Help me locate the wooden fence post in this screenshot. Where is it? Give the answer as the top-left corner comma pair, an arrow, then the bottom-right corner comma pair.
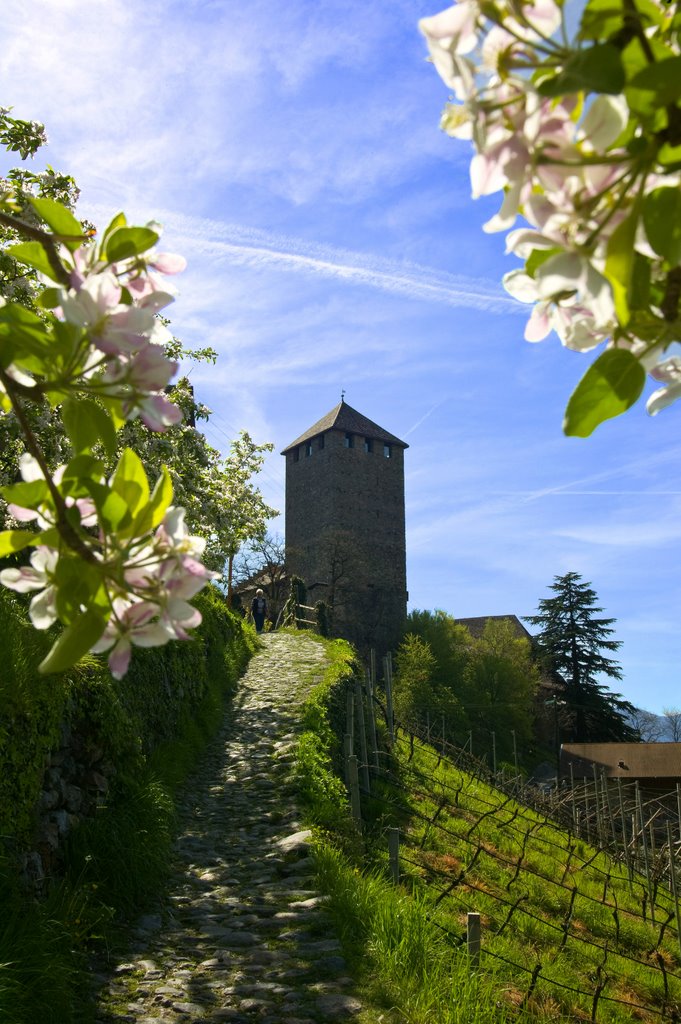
365,670 -> 380,772
467,912 -> 481,968
389,827 -> 400,885
355,679 -> 370,794
617,778 -> 633,885
346,688 -> 354,743
344,733 -> 353,788
636,782 -> 656,925
348,754 -> 362,827
666,821 -> 681,964
383,654 -> 394,744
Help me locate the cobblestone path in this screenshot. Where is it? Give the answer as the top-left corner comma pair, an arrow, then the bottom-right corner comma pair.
94,633 -> 363,1024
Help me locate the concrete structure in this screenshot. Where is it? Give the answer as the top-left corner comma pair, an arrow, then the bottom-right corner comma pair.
282,399 -> 408,655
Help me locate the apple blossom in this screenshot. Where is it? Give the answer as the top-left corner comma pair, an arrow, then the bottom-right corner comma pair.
422,0 -> 681,433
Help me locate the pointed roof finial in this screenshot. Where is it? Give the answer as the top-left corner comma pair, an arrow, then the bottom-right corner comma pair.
341,388 -> 346,403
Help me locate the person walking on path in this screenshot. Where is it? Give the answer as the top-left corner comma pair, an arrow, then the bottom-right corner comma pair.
251,588 -> 268,633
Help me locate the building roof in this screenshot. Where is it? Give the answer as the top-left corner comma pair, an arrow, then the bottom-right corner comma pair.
456,614 -> 533,641
281,400 -> 409,454
561,743 -> 681,780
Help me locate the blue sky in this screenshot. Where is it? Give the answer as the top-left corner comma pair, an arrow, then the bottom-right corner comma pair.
3,0 -> 680,712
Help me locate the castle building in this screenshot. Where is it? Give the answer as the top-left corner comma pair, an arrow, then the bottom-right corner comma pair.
282,399 -> 408,655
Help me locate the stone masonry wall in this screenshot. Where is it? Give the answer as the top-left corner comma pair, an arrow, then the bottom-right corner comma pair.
285,427 -> 407,655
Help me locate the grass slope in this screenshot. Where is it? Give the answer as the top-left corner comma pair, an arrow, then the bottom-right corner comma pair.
296,665 -> 681,1023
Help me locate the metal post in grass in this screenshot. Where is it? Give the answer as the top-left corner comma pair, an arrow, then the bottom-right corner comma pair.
677,783 -> 681,848
467,912 -> 481,968
365,670 -> 380,773
389,827 -> 400,885
632,814 -> 639,874
383,653 -> 395,745
592,765 -> 604,848
348,754 -> 362,827
570,764 -> 577,836
584,781 -> 592,845
355,679 -> 370,794
346,688 -> 355,743
617,778 -> 633,886
370,648 -> 376,690
344,733 -> 353,788
602,770 -> 617,854
512,729 -> 518,782
666,821 -> 681,964
492,732 -> 497,778
636,782 -> 656,925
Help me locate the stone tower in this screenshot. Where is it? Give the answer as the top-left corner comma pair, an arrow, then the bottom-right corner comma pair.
282,399 -> 408,655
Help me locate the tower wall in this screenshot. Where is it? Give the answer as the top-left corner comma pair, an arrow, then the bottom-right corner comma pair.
285,424 -> 407,655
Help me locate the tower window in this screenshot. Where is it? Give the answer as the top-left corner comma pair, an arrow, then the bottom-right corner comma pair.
383,443 -> 392,458
305,441 -> 313,457
319,434 -> 325,450
364,437 -> 373,453
344,432 -> 354,448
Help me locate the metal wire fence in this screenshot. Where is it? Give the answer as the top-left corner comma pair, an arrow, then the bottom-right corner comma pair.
337,660 -> 681,1022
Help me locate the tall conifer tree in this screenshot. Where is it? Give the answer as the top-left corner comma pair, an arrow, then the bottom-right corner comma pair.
525,573 -> 638,743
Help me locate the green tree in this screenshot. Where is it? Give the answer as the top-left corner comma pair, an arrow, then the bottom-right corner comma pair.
405,609 -> 471,694
393,633 -> 465,733
525,573 -> 637,743
0,117 -> 277,578
461,618 -> 539,763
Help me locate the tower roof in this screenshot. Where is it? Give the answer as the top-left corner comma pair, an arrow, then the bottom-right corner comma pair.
281,400 -> 409,454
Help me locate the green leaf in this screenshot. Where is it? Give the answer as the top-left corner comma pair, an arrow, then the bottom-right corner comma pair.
629,254 -> 651,312
82,480 -> 130,532
604,210 -> 639,325
630,57 -> 681,106
0,529 -> 40,556
61,397 -> 118,456
658,144 -> 681,169
525,248 -> 561,279
110,448 -> 150,518
538,44 -> 625,97
39,608 -> 108,675
564,349 -> 646,436
580,0 -> 661,40
5,241 -> 59,281
643,188 -> 681,265
105,227 -> 159,264
579,0 -> 624,41
0,301 -> 51,353
1,479 -> 49,509
131,465 -> 173,535
100,211 -> 127,252
54,558 -> 103,624
61,453 -> 106,485
27,197 -> 84,251
37,286 -> 62,309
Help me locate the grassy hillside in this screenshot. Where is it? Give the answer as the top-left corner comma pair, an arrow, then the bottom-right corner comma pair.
297,666 -> 681,1023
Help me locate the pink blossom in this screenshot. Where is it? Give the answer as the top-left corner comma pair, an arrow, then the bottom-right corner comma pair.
91,599 -> 171,679
103,343 -> 178,392
0,547 -> 58,629
149,252 -> 187,275
132,393 -> 183,431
